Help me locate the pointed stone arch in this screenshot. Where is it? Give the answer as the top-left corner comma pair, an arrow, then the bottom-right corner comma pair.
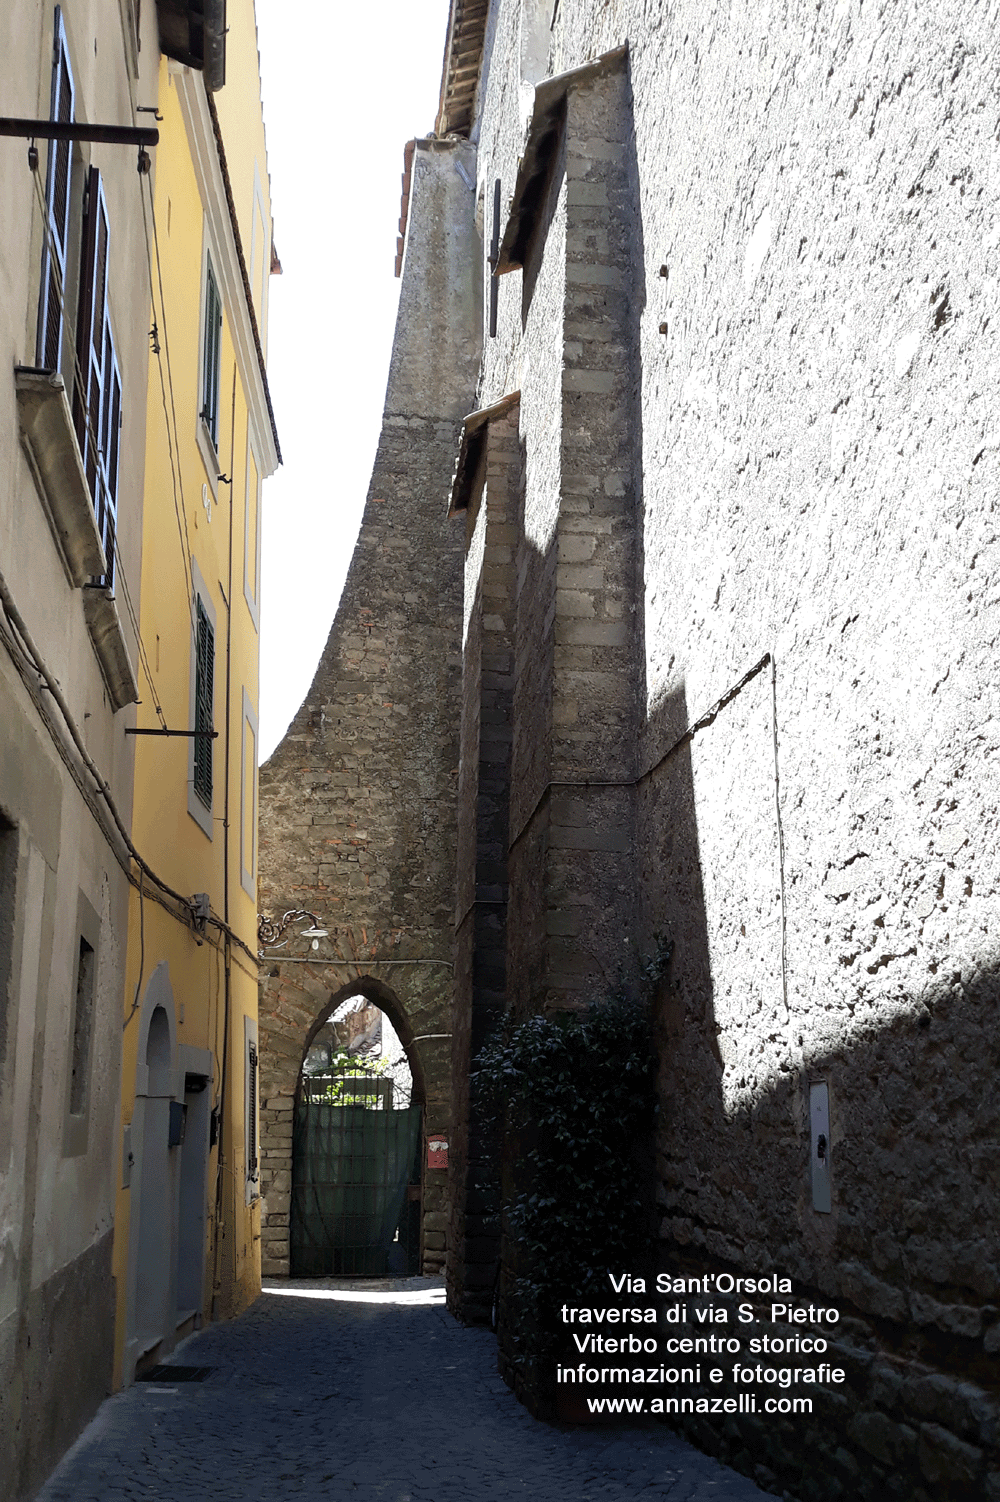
257,958 -> 453,1276
296,975 -> 427,1109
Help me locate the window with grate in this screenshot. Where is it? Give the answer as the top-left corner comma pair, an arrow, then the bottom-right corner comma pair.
36,7 -> 75,372
68,934 -> 95,1117
74,166 -> 121,588
201,259 -> 222,450
193,597 -> 214,807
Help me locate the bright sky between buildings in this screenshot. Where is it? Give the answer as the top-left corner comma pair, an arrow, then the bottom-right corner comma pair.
256,0 -> 453,760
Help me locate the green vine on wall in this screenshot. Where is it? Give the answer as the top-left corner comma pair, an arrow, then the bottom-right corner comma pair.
473,946 -> 670,1371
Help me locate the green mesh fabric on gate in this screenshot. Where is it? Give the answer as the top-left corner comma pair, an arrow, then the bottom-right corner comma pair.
290,1101 -> 421,1276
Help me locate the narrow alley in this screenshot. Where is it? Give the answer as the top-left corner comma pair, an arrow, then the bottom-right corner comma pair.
37,1281 -> 778,1501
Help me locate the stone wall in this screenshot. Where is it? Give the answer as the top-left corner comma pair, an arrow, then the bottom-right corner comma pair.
451,0 -> 1000,1492
448,404 -> 519,1322
256,138 -> 481,1278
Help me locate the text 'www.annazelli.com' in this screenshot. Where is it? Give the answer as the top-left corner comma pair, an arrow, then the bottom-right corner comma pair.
582,1395 -> 816,1415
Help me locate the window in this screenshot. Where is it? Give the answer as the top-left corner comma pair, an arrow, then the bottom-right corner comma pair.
187,563 -> 216,837
63,891 -> 100,1157
243,432 -> 261,628
36,6 -> 75,373
74,167 -> 121,587
240,689 -> 258,897
193,596 -> 214,807
68,935 -> 95,1117
0,815 -> 17,1090
200,256 -> 222,451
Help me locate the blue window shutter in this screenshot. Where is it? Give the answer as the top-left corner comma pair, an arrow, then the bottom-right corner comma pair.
37,7 -> 75,370
74,167 -> 120,587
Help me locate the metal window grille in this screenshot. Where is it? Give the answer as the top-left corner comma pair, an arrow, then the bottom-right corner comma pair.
37,7 -> 75,371
201,262 -> 222,448
69,935 -> 95,1116
193,599 -> 214,806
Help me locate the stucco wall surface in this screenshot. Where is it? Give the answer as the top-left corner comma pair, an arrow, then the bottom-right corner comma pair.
456,0 -> 1000,1494
0,1 -> 157,1494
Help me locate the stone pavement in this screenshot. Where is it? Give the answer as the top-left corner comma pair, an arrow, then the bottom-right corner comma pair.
36,1279 -> 780,1502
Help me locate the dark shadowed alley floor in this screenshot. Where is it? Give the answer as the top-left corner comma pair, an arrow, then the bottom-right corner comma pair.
36,1279 -> 780,1501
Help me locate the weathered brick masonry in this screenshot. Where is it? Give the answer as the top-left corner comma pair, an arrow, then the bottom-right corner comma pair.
444,0 -> 1000,1496
256,138 -> 480,1278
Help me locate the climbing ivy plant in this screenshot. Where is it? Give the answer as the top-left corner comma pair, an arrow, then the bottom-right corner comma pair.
473,951 -> 667,1375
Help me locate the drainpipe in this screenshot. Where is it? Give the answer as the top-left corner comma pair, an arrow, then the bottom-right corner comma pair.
211,364 -> 237,1317
203,0 -> 227,93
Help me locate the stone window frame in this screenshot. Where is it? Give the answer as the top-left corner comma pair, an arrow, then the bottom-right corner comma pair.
62,889 -> 101,1157
240,687 -> 258,897
243,423 -> 262,631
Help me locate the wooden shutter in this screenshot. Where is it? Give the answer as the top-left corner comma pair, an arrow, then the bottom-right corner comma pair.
37,7 -> 75,370
74,167 -> 120,586
193,598 -> 215,805
247,1041 -> 258,1179
201,263 -> 222,448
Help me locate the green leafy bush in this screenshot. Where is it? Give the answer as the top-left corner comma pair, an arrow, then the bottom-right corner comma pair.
473,965 -> 664,1371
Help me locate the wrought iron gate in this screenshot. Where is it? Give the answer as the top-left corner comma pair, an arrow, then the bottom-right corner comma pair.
289,1067 -> 422,1276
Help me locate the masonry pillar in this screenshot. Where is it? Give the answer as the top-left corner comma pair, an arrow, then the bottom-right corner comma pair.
508,51 -> 642,1022
257,137 -> 481,1278
448,396 -> 520,1321
496,51 -> 644,1402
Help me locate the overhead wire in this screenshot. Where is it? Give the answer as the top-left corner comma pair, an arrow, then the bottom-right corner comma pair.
12,36 -> 263,989
143,171 -> 198,634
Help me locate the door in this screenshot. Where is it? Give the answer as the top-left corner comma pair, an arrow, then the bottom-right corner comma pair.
290,1065 -> 421,1276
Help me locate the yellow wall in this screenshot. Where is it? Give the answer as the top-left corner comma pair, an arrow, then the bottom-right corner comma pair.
113,13 -> 275,1385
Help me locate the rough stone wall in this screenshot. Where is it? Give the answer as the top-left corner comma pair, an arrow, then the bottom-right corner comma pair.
457,0 -> 1000,1493
504,59 -> 643,1025
452,52 -> 647,1383
256,138 -> 481,1278
448,408 -> 519,1321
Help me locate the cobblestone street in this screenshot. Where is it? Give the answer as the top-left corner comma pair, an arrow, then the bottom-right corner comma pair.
36,1280 -> 779,1501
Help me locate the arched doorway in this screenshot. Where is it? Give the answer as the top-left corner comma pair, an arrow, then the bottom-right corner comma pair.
289,987 -> 425,1276
123,965 -> 178,1379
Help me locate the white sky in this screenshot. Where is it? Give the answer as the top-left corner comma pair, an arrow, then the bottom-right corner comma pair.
256,0 -> 453,760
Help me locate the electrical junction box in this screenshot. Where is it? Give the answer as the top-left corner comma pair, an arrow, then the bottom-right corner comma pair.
810,1081 -> 832,1213
427,1135 -> 448,1170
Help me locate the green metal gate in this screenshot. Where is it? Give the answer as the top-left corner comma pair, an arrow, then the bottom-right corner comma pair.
289,1068 -> 422,1277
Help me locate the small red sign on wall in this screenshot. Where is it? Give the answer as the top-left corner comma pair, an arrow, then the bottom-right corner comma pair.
427,1136 -> 448,1170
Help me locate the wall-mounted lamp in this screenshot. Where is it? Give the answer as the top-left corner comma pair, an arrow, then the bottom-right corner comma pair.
257,909 -> 329,957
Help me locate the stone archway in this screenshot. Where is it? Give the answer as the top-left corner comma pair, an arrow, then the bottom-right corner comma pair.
258,963 -> 451,1277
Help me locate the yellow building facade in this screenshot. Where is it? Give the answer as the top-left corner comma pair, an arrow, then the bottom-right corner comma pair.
113,2 -> 279,1386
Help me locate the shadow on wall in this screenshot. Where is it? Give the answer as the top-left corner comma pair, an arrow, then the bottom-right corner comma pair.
490,44 -> 996,1494
637,672 -> 999,1494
